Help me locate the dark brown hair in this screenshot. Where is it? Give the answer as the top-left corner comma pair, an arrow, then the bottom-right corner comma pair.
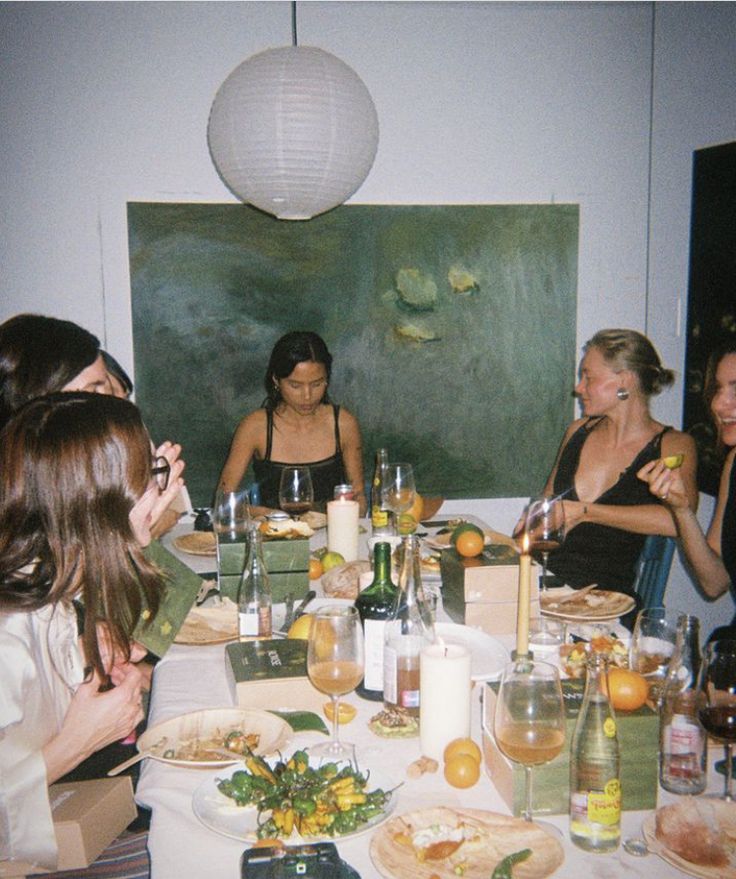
585,328 -> 675,397
0,314 -> 100,430
704,339 -> 736,449
0,392 -> 162,679
263,331 -> 333,411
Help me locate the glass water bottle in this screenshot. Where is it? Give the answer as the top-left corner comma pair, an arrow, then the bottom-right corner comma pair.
237,522 -> 272,641
371,447 -> 391,536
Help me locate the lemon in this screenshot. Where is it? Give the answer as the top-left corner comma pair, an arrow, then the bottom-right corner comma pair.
397,513 -> 417,535
287,613 -> 313,640
321,551 -> 345,572
323,701 -> 357,724
663,454 -> 684,470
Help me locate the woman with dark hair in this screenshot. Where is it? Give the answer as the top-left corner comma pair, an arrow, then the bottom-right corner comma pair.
0,313 -> 111,428
219,331 -> 366,514
536,328 -> 697,598
639,340 -> 736,631
0,392 -> 184,872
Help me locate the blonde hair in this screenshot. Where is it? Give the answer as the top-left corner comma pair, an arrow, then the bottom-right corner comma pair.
585,329 -> 675,397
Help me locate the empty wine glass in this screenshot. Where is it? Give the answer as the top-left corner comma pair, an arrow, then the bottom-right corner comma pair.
630,605 -> 680,707
212,488 -> 251,590
493,657 -> 566,824
307,605 -> 364,762
697,639 -> 736,800
524,496 -> 565,593
381,463 -> 416,536
278,466 -> 314,518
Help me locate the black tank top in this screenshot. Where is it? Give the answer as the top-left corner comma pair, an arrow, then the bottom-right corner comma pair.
547,417 -> 670,593
252,404 -> 347,512
722,457 -> 736,607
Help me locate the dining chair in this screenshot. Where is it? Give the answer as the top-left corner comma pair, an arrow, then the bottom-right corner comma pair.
632,535 -> 676,609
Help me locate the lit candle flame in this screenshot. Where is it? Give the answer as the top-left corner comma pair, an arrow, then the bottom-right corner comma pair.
521,532 -> 530,555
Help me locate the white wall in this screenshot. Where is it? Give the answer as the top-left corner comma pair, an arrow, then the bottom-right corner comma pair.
1,1 -> 735,630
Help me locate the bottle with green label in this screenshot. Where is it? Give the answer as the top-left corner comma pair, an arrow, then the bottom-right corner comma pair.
569,652 -> 621,852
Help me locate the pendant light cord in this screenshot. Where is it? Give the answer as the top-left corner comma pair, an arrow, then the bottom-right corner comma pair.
291,1 -> 298,46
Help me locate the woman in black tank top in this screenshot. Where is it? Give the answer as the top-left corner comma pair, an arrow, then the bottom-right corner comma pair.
218,331 -> 366,515
535,329 -> 698,598
639,342 -> 736,638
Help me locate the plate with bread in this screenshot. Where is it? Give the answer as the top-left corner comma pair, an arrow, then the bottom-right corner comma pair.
370,806 -> 564,879
540,587 -> 635,622
642,799 -> 736,878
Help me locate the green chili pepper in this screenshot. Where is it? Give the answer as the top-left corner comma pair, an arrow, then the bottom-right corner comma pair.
491,848 -> 532,879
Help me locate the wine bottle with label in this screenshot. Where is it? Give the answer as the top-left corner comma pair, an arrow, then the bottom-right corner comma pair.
570,652 -> 621,852
660,613 -> 706,794
237,522 -> 272,641
354,541 -> 398,701
383,535 -> 434,716
370,448 -> 392,536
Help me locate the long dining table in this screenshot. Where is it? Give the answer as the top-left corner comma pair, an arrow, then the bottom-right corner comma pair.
135,518 -> 714,879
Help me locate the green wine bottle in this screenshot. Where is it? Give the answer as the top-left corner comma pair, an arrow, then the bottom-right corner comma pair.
355,541 -> 397,701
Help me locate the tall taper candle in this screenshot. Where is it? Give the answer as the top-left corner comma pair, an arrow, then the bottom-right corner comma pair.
327,498 -> 359,561
517,532 -> 531,656
420,642 -> 472,761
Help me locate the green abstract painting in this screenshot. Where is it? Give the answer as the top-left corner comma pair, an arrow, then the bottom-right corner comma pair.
128,203 -> 578,506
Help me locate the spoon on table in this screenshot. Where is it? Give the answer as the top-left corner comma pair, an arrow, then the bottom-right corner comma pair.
107,737 -> 168,776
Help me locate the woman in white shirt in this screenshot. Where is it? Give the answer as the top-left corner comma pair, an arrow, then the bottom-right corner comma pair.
0,392 -> 184,872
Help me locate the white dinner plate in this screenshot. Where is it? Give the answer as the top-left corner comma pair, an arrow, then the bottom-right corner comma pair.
433,623 -> 509,681
136,708 -> 291,768
192,760 -> 398,844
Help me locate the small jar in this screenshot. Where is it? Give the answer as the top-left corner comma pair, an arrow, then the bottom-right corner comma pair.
334,484 -> 355,500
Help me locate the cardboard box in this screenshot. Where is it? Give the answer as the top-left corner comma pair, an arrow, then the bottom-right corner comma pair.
1,777 -> 137,877
225,638 -> 323,712
440,545 -> 540,635
218,537 -> 310,603
481,680 -> 659,816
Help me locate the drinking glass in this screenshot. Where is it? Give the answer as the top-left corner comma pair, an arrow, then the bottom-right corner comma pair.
307,605 -> 364,762
629,605 -> 679,707
523,496 -> 565,593
493,657 -> 566,823
211,488 -> 251,590
697,639 -> 736,800
278,466 -> 314,518
381,463 -> 416,535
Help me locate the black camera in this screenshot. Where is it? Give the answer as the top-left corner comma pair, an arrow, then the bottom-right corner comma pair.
240,843 -> 359,879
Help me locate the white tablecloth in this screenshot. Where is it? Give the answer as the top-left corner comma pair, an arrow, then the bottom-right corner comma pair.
138,519 -> 707,878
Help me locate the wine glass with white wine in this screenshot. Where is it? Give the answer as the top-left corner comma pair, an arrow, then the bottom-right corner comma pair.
307,605 -> 364,763
493,657 -> 566,826
381,463 -> 416,536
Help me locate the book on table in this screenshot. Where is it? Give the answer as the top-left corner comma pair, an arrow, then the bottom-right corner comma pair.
225,638 -> 324,713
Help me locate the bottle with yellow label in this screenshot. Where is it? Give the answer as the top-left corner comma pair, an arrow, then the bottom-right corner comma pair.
371,447 -> 391,536
570,652 -> 621,852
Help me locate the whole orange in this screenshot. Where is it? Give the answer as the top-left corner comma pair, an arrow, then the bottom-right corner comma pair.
443,737 -> 482,765
443,753 -> 481,788
308,557 -> 324,580
455,530 -> 485,558
605,667 -> 649,711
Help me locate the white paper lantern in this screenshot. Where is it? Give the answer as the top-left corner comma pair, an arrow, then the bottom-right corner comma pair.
208,46 -> 379,220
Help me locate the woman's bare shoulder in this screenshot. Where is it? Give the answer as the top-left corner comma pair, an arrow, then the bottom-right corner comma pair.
660,426 -> 697,452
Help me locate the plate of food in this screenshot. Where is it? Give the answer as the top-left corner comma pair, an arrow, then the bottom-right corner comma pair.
192,752 -> 397,844
540,587 -> 635,622
642,799 -> 736,878
174,597 -> 238,645
136,708 -> 291,768
370,806 -> 564,879
173,530 -> 217,556
433,623 -> 509,682
559,633 -> 629,679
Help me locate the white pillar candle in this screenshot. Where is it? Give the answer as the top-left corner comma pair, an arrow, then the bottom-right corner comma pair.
327,498 -> 359,561
419,643 -> 472,761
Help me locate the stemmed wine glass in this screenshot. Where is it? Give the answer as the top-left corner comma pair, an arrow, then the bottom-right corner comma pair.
211,488 -> 251,591
493,657 -> 566,825
697,639 -> 736,800
523,496 -> 565,593
307,605 -> 364,762
381,463 -> 416,536
278,466 -> 314,518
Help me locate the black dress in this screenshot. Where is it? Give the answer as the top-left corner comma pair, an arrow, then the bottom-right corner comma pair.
252,404 -> 347,512
547,417 -> 670,596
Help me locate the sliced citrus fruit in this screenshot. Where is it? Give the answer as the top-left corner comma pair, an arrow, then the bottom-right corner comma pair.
663,454 -> 684,470
323,701 -> 357,724
287,613 -> 313,640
